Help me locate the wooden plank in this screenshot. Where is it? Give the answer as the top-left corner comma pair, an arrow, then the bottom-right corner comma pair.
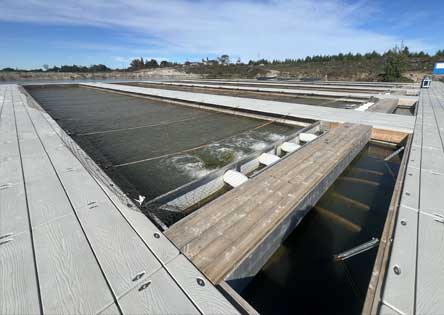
118,268 -> 199,314
166,124 -> 370,284
166,255 -> 240,315
24,102 -> 163,298
166,126 -> 351,249
179,126 -> 364,261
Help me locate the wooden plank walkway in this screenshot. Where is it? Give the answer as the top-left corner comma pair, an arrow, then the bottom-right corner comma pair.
165,123 -> 371,286
376,81 -> 444,314
82,83 -> 415,133
0,84 -> 239,315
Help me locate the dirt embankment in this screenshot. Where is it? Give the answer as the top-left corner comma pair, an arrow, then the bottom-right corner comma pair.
0,67 -> 201,82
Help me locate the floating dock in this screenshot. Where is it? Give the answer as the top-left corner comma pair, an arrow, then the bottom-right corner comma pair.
82,82 -> 414,134
165,123 -> 371,287
364,81 -> 444,314
0,85 -> 239,314
2,78 -> 443,314
133,80 -> 419,104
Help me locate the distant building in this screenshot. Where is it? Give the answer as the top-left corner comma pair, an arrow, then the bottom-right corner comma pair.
433,62 -> 444,75
203,60 -> 218,66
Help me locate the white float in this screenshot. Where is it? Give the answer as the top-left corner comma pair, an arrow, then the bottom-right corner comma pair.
299,133 -> 318,143
258,153 -> 280,166
223,170 -> 249,188
281,142 -> 301,153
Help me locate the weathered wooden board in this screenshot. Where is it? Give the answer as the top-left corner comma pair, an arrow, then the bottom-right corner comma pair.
166,124 -> 371,284
166,125 -> 370,283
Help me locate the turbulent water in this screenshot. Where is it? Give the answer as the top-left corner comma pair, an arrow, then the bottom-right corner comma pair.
26,85 -> 299,202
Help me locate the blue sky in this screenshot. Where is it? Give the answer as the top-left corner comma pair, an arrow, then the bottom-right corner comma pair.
1,0 -> 443,69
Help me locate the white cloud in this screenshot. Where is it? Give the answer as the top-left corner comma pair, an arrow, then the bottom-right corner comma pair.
0,0 -> 433,60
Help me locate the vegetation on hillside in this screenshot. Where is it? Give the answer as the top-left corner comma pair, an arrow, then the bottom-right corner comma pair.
1,47 -> 443,82
1,64 -> 112,73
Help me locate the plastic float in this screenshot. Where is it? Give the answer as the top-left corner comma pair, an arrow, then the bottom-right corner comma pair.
223,170 -> 249,188
299,133 -> 318,143
258,153 -> 281,166
280,142 -> 301,153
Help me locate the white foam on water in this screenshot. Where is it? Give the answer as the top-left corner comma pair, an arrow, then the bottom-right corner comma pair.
266,133 -> 287,142
166,154 -> 210,178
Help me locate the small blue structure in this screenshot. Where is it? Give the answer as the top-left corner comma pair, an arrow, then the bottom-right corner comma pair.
433,62 -> 444,75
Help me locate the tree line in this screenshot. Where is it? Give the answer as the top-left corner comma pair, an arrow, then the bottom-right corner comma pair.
2,48 -> 443,74
1,64 -> 112,72
128,58 -> 178,70
247,48 -> 444,66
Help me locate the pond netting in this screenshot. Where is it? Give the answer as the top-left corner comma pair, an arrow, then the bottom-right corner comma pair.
26,85 -> 300,225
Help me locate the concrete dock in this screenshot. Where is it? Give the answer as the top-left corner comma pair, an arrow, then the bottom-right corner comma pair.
0,84 -> 239,314
165,123 -> 371,288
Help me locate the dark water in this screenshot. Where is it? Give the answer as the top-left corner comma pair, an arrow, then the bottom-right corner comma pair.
393,106 -> 415,116
25,85 -> 299,203
241,144 -> 401,315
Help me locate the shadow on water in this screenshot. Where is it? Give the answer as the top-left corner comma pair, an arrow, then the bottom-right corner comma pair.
240,144 -> 401,315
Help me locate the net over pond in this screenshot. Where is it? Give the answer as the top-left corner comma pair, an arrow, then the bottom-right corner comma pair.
26,85 -> 300,220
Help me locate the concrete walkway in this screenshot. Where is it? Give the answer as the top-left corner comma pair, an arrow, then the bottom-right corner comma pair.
82,82 -> 415,133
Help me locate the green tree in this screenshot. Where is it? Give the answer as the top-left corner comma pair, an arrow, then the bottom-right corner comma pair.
129,58 -> 145,70
382,48 -> 408,82
218,54 -> 230,64
145,59 -> 159,68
